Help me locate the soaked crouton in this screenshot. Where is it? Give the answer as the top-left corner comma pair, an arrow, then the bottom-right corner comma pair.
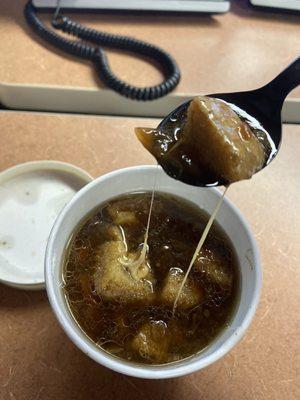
107,204 -> 138,226
106,225 -> 123,241
93,221 -> 122,242
193,247 -> 232,289
123,252 -> 152,281
160,268 -> 204,309
114,211 -> 138,225
131,321 -> 170,362
183,96 -> 265,183
94,241 -> 154,303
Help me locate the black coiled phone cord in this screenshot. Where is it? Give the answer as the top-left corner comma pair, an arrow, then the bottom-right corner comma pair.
24,1 -> 181,101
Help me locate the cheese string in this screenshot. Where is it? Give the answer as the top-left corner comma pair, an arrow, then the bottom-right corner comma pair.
172,186 -> 229,315
120,164 -> 159,268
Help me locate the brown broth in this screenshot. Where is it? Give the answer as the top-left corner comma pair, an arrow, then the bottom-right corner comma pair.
63,192 -> 240,365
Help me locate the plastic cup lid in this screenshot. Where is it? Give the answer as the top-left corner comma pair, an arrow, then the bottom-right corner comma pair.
0,160 -> 93,290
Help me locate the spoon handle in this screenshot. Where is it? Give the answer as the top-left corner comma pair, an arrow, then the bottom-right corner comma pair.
261,57 -> 300,104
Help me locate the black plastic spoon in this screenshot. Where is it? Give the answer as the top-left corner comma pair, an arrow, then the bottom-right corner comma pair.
137,57 -> 300,187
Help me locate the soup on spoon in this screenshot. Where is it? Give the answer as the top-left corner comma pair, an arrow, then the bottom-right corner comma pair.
136,95 -> 274,187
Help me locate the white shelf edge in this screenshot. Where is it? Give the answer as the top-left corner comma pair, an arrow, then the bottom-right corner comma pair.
0,82 -> 299,123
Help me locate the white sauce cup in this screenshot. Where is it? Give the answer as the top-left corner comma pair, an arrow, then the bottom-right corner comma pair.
45,165 -> 261,379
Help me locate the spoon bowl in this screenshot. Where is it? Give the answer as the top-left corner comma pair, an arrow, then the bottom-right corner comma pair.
154,57 -> 300,187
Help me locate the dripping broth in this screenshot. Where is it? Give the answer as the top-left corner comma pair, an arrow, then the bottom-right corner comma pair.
63,192 -> 240,365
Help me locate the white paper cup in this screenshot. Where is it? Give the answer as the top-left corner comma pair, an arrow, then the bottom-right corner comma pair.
45,165 -> 261,379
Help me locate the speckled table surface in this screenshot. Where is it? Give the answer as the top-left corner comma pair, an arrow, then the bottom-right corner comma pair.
0,1 -> 299,99
0,111 -> 299,400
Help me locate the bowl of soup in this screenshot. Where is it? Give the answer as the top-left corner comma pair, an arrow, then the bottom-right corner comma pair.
45,165 -> 261,379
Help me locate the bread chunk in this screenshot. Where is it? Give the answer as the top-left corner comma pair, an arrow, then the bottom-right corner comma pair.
194,247 -> 233,289
92,221 -> 123,242
106,225 -> 123,241
131,321 -> 170,362
183,96 -> 265,182
94,241 -> 154,303
160,268 -> 204,309
107,205 -> 138,226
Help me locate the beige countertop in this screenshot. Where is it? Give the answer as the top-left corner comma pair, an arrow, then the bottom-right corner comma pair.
0,1 -> 299,98
0,111 -> 299,400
